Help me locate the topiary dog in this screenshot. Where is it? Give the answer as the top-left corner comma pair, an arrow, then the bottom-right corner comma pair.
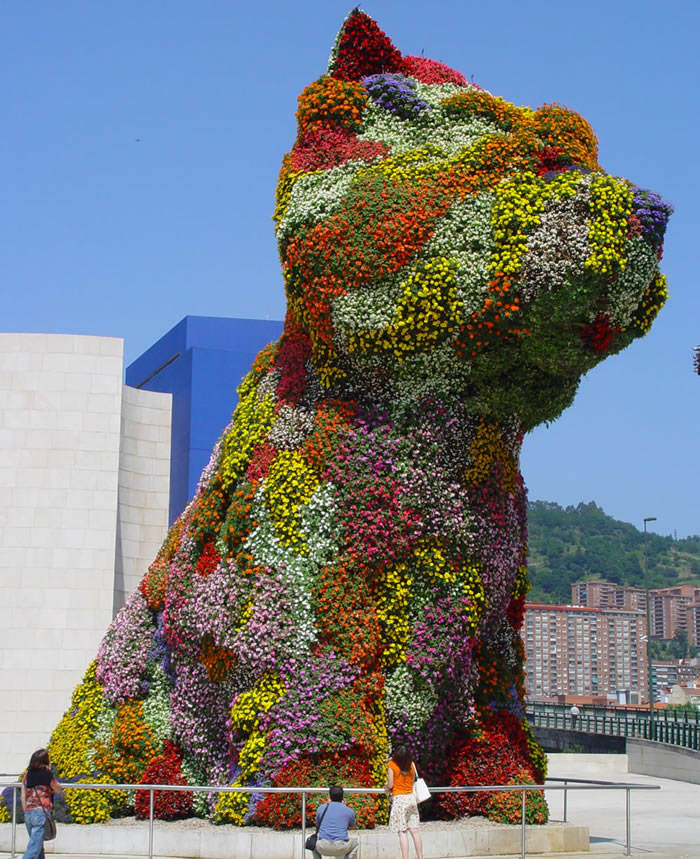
48,9 -> 671,827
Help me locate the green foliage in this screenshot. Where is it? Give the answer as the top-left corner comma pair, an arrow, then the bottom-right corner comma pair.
649,629 -> 698,660
527,501 -> 700,603
665,702 -> 699,714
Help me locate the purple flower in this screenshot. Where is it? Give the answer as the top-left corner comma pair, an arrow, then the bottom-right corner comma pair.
632,187 -> 673,246
362,73 -> 431,120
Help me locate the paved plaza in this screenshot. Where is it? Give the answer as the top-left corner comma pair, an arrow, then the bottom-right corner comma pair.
542,753 -> 699,857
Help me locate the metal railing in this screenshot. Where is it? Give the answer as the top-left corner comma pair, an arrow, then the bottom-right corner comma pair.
0,777 -> 659,859
526,702 -> 700,750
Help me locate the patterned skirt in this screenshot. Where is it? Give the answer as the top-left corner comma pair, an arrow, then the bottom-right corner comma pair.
389,792 -> 420,832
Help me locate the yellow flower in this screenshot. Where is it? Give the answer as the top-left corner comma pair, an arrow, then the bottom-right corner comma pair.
220,376 -> 275,491
348,257 -> 461,359
49,661 -> 103,780
264,450 -> 319,552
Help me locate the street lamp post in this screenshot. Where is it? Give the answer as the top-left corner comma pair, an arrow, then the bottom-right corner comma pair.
644,516 -> 657,735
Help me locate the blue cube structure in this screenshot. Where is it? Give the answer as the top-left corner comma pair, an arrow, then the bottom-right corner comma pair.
126,316 -> 283,524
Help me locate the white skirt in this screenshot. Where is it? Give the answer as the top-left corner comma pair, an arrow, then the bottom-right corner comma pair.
389,792 -> 420,832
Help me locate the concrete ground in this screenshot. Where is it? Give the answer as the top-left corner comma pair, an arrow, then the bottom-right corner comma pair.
539,753 -> 700,857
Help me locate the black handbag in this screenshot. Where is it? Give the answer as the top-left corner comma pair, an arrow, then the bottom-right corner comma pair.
305,802 -> 329,851
42,809 -> 57,841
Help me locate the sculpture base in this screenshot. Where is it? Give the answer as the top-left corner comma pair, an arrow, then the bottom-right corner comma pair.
1,817 -> 589,857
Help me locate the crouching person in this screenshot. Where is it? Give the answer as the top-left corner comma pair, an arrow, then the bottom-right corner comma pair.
313,785 -> 358,859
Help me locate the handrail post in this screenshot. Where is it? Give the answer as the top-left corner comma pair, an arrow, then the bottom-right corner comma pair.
563,779 -> 568,823
625,786 -> 631,856
301,790 -> 306,857
148,787 -> 154,859
521,788 -> 526,859
11,785 -> 17,859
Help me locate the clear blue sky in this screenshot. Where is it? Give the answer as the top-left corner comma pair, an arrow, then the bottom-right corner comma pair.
3,1 -> 698,537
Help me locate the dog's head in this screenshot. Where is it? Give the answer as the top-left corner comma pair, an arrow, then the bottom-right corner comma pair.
275,10 -> 671,429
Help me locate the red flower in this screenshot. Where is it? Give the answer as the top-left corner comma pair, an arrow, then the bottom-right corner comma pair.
196,541 -> 220,577
438,713 -> 537,819
401,55 -> 468,87
627,213 -> 643,238
254,752 -> 380,829
291,126 -> 389,173
535,145 -> 568,176
276,311 -> 312,404
581,313 -> 620,354
135,742 -> 193,820
330,9 -> 403,81
246,441 -> 277,483
507,594 -> 526,629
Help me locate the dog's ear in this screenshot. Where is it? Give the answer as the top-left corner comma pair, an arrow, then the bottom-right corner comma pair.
328,9 -> 403,81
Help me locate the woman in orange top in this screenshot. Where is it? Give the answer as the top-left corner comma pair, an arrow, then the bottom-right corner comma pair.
384,745 -> 423,859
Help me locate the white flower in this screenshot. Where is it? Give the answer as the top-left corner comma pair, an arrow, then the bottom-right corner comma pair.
276,163 -> 363,243
142,665 -> 174,742
610,237 -> 658,327
385,663 -> 438,732
268,404 -> 314,449
257,368 -> 280,401
520,183 -> 592,301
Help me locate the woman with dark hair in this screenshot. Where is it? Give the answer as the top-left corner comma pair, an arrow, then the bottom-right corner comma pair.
384,745 -> 423,859
20,749 -> 61,859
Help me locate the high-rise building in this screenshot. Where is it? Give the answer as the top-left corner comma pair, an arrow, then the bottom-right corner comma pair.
523,602 -> 648,701
573,579 -> 700,641
648,585 -> 700,639
686,601 -> 700,649
571,580 -> 647,612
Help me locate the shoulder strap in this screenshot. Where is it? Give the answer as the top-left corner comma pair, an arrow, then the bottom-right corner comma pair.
317,802 -> 330,831
30,785 -> 51,811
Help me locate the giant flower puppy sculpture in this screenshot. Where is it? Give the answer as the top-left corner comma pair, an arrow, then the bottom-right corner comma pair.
44,10 -> 672,829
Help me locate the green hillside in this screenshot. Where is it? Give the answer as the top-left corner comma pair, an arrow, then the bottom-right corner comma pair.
526,500 -> 700,604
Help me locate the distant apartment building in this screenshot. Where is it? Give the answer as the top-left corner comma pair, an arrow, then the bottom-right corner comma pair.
686,603 -> 700,649
571,580 -> 647,612
677,657 -> 700,684
651,659 -> 700,704
651,660 -> 679,700
523,602 -> 648,701
648,585 -> 700,639
572,579 -> 700,641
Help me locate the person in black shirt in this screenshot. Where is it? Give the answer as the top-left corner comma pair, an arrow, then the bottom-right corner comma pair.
20,749 -> 61,859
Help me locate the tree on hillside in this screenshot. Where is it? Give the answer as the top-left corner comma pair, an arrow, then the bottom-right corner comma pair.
526,501 -> 700,603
